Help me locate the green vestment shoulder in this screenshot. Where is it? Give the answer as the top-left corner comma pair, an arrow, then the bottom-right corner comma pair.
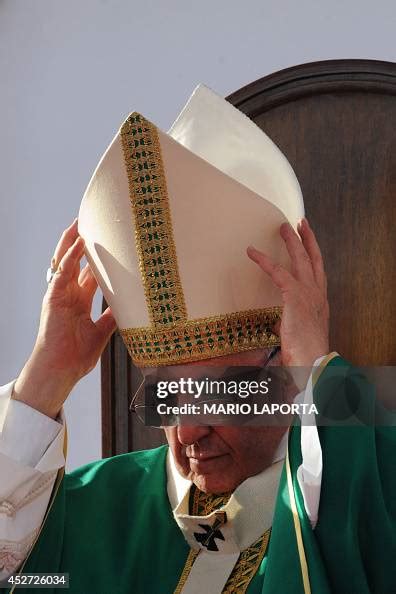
9,446 -> 190,594
2,356 -> 395,594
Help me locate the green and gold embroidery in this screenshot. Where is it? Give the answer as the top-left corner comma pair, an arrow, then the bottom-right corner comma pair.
120,307 -> 281,366
190,485 -> 231,516
121,113 -> 187,327
222,530 -> 271,594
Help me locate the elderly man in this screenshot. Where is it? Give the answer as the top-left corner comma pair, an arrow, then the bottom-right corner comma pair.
0,88 -> 394,594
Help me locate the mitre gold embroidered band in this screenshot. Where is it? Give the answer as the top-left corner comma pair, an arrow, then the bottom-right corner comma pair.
120,308 -> 281,366
120,113 -> 187,327
119,113 -> 281,366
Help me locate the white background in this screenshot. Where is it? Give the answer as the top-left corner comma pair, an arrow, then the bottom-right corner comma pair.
1,0 -> 395,470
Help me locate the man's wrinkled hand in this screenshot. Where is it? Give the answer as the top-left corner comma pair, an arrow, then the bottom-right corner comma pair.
247,217 -> 330,370
13,219 -> 117,418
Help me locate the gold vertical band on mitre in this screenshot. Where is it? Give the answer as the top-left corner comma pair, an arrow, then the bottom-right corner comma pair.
120,112 -> 187,327
120,307 -> 281,367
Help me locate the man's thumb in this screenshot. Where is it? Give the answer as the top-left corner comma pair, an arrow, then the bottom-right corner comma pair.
96,307 -> 117,340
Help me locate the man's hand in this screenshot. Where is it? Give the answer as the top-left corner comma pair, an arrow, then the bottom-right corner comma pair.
13,219 -> 117,418
247,218 -> 329,370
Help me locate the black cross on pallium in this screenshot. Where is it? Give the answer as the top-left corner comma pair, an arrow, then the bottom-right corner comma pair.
194,513 -> 227,551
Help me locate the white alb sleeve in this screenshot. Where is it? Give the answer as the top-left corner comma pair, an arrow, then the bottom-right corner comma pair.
0,380 -> 65,580
296,353 -> 339,529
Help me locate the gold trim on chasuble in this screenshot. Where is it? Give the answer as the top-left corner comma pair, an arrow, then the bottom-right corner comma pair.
174,486 -> 271,594
286,448 -> 311,594
120,113 -> 281,366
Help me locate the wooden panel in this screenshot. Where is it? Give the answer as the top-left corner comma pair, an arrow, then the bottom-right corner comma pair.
102,59 -> 396,457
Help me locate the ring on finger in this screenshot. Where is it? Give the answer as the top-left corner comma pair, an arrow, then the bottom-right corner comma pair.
46,259 -> 61,284
46,266 -> 57,284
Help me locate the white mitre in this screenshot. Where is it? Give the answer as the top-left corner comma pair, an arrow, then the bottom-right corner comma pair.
78,85 -> 304,367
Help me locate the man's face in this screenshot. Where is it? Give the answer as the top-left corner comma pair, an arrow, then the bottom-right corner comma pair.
160,348 -> 287,494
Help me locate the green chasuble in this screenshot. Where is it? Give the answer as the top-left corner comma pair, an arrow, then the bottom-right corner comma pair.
2,355 -> 395,594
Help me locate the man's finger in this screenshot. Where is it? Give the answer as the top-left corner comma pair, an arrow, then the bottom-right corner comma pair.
78,262 -> 90,285
78,263 -> 98,309
51,218 -> 78,269
78,262 -> 96,288
298,219 -> 327,291
279,222 -> 315,285
247,246 -> 294,291
95,307 -> 117,344
51,237 -> 85,290
271,319 -> 281,336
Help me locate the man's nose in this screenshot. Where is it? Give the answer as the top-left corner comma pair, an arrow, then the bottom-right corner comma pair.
177,424 -> 212,445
